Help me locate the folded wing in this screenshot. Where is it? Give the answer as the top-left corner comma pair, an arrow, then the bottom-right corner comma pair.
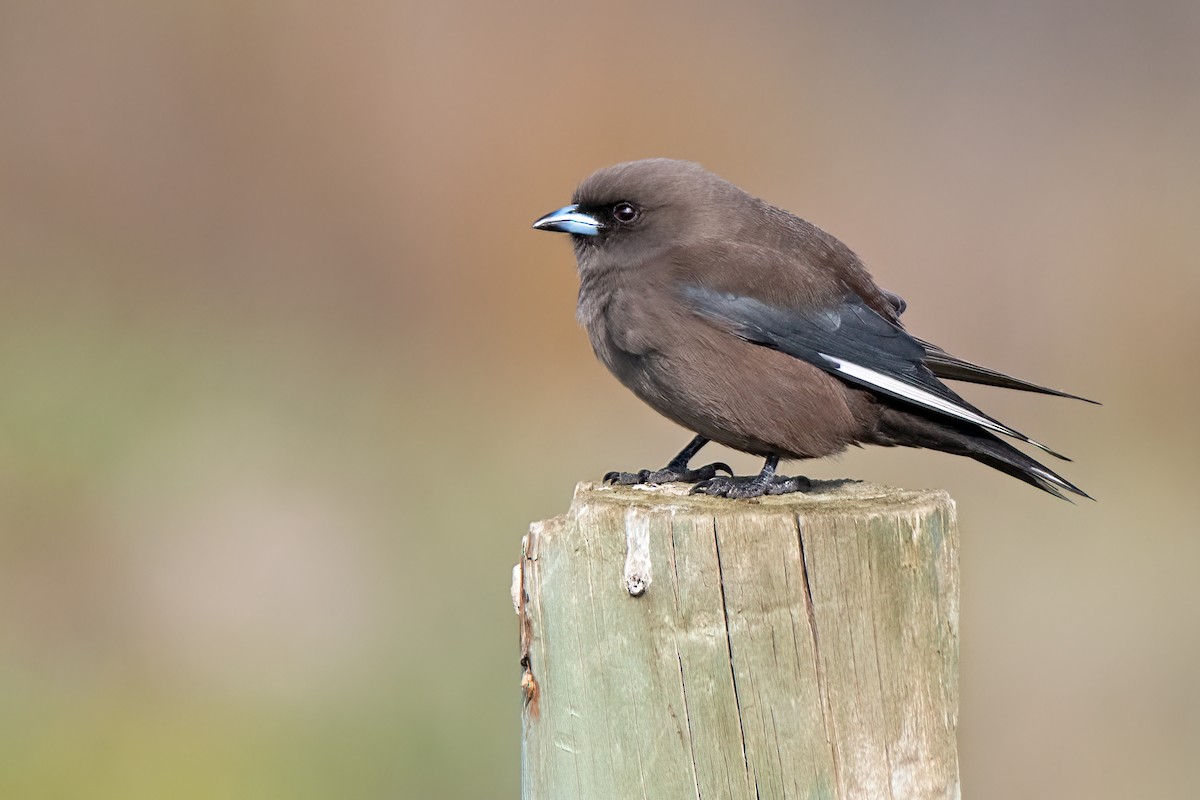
917,339 -> 1098,403
681,285 -> 1072,460
880,289 -> 1096,403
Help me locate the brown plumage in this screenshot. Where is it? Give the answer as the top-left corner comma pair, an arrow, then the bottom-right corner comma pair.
533,159 -> 1093,499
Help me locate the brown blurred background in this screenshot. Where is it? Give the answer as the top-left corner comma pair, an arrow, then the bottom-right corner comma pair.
1,1 -> 1197,797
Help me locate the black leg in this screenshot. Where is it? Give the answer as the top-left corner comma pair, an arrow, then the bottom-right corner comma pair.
603,435 -> 733,486
691,454 -> 811,499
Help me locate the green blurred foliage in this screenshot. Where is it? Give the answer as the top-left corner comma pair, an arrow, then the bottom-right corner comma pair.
1,1 -> 1198,798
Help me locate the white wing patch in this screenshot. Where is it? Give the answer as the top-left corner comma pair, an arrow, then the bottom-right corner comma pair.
818,353 -> 1059,456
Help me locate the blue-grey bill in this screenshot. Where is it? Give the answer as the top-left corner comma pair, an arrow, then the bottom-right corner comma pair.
532,204 -> 603,236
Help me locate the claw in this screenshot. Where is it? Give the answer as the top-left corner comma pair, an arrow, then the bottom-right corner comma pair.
766,476 -> 811,494
691,474 -> 810,499
694,462 -> 734,480
602,462 -> 734,487
690,477 -> 746,497
604,469 -> 652,486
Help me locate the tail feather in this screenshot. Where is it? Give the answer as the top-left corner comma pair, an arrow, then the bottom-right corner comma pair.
965,434 -> 1092,501
872,403 -> 1091,501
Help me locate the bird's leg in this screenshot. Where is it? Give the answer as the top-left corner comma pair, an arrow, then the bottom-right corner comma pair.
603,435 -> 733,486
690,454 -> 811,499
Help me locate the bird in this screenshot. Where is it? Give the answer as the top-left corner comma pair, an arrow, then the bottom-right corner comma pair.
532,159 -> 1094,500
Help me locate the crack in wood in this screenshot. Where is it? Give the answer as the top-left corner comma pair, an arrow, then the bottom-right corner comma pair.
866,525 -> 898,800
712,517 -> 753,785
519,533 -> 540,719
675,652 -> 704,800
796,515 -> 842,795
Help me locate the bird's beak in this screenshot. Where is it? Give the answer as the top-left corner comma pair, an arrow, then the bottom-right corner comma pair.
532,204 -> 603,236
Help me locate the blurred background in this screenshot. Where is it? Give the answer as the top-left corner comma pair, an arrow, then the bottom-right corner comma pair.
1,1 -> 1197,797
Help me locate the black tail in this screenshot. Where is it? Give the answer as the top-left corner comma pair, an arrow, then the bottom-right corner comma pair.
872,404 -> 1091,501
963,432 -> 1092,501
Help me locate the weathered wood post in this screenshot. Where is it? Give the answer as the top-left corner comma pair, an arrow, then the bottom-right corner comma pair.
516,481 -> 960,800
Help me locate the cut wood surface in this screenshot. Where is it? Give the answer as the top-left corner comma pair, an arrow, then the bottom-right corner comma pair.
516,480 -> 960,800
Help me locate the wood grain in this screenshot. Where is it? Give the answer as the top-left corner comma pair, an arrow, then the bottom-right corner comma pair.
518,481 -> 959,800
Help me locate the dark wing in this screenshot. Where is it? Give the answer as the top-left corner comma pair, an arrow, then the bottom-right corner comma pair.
682,285 -> 1070,460
879,289 -> 1096,403
916,339 -> 1099,403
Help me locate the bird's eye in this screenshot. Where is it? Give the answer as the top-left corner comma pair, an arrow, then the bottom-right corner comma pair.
612,202 -> 640,223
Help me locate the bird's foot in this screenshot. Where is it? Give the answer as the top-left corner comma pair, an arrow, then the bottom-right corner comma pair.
603,462 -> 733,486
690,473 -> 811,499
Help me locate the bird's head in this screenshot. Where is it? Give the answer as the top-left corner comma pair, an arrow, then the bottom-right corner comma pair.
533,158 -> 748,270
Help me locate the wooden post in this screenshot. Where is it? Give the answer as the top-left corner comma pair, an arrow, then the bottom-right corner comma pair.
515,481 -> 960,800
